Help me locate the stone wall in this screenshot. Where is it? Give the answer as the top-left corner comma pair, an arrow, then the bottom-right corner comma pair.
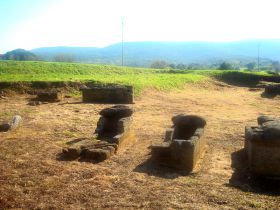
82,85 -> 133,104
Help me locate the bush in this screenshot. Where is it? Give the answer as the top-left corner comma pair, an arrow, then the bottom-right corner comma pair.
218,62 -> 233,70
150,60 -> 170,69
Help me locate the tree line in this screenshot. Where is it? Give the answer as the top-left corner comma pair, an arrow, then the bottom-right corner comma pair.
1,49 -> 280,73
150,59 -> 280,72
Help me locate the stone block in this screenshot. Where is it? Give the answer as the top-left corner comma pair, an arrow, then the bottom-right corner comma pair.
245,116 -> 280,176
100,105 -> 133,118
62,147 -> 81,160
82,85 -> 133,104
0,115 -> 22,132
82,148 -> 111,162
62,138 -> 117,161
36,91 -> 63,102
264,84 -> 280,96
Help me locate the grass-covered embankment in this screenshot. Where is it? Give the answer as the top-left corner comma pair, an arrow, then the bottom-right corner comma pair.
0,61 -> 204,94
0,60 -> 276,94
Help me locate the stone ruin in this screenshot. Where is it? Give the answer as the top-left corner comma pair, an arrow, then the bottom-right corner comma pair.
36,90 -> 64,102
263,83 -> 280,97
151,114 -> 207,174
94,105 -> 134,147
62,105 -> 134,162
245,115 -> 280,177
0,115 -> 22,132
28,90 -> 64,105
81,85 -> 133,104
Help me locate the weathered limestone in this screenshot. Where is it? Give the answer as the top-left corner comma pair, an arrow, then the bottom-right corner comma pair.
151,114 -> 207,174
62,138 -> 118,162
62,105 -> 134,162
245,116 -> 280,176
36,90 -> 64,102
81,85 -> 133,104
95,105 -> 134,148
0,115 -> 22,132
264,84 -> 280,96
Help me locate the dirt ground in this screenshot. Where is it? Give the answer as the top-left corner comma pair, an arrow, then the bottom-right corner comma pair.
1,80 -> 280,209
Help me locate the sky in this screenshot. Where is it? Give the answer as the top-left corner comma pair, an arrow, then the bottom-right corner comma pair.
1,0 -> 280,53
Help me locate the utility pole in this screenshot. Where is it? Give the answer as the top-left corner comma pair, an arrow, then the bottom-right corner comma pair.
121,17 -> 125,67
257,42 -> 260,71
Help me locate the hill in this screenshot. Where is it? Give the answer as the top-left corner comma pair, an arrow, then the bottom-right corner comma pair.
2,49 -> 38,61
31,40 -> 280,67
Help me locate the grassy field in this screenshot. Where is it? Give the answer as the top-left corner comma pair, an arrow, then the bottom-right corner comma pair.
0,60 -> 272,94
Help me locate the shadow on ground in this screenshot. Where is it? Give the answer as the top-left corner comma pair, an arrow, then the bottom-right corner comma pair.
260,92 -> 278,99
228,149 -> 280,195
58,101 -> 83,105
133,154 -> 193,179
56,152 -> 104,164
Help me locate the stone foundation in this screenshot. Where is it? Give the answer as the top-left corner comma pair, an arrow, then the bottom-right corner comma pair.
62,138 -> 118,162
151,114 -> 207,174
36,91 -> 64,102
264,84 -> 280,96
81,85 -> 133,104
245,115 -> 280,176
62,105 -> 134,162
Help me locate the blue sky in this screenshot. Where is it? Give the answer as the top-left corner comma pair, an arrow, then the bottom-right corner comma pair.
1,0 -> 280,53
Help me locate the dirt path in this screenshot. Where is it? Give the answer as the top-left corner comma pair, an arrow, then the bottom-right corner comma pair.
0,81 -> 280,209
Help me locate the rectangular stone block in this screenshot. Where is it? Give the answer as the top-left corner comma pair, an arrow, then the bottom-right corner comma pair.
36,91 -> 63,102
246,140 -> 280,176
170,135 -> 206,172
264,84 -> 280,95
245,117 -> 280,177
82,86 -> 133,104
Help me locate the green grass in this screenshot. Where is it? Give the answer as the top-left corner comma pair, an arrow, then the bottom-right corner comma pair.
0,60 -> 274,94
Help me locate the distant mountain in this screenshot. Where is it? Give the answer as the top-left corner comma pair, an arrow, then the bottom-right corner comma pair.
31,40 -> 280,67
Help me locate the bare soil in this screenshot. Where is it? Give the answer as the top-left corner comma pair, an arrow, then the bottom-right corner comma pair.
1,80 -> 280,209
